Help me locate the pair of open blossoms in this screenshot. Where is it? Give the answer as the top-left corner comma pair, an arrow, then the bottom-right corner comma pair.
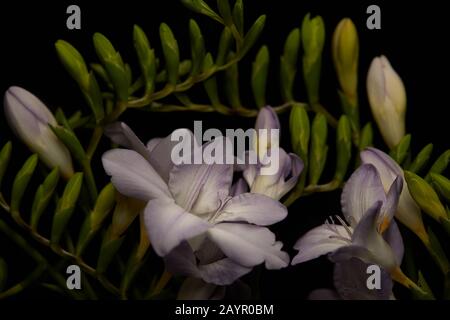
102,106 -> 416,299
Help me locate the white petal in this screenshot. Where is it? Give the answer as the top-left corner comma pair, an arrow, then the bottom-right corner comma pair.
102,149 -> 171,201
207,223 -> 289,269
144,198 -> 212,256
214,193 -> 287,226
292,224 -> 351,265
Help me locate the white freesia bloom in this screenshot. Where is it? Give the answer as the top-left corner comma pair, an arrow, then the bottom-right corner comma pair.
366,56 -> 406,148
4,86 -> 74,178
102,122 -> 290,286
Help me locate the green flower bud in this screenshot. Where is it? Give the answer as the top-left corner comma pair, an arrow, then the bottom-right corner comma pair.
430,173 -> 450,201
302,14 -> 325,104
405,171 -> 447,222
31,167 -> 60,231
335,115 -> 352,181
359,122 -> 373,151
280,28 -> 301,101
252,46 -> 269,107
240,15 -> 266,57
10,154 -> 38,216
160,23 -> 180,85
409,144 -> 433,174
389,134 -> 411,165
133,25 -> 156,94
55,40 -> 89,90
189,20 -> 206,76
216,27 -> 232,66
309,113 -> 328,185
51,173 -> 83,245
332,18 -> 359,103
0,141 -> 12,188
289,103 -> 310,159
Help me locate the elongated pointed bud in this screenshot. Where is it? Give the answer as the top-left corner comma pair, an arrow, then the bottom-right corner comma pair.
367,56 -> 406,149
233,0 -> 244,35
93,33 -> 129,101
203,53 -> 221,107
426,150 -> 450,181
302,14 -> 325,104
289,103 -> 310,160
11,154 -> 38,215
254,106 -> 280,160
280,28 -> 301,101
252,46 -> 269,107
31,167 -> 60,231
430,173 -> 450,201
189,20 -> 206,76
91,183 -> 116,231
240,15 -> 266,57
55,40 -> 90,90
332,18 -> 359,104
4,87 -> 74,178
51,172 -> 83,245
160,23 -> 180,85
216,27 -> 232,66
404,171 -> 447,223
409,144 -> 433,174
335,115 -> 352,181
359,123 -> 373,151
389,134 -> 411,165
181,0 -> 223,24
309,113 -> 328,185
133,25 -> 156,95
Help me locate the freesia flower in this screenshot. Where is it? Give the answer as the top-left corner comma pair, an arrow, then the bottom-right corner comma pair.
292,163 -> 404,271
366,56 -> 406,149
360,147 -> 428,241
3,86 -> 74,178
308,258 -> 394,300
102,122 -> 290,286
244,106 -> 304,200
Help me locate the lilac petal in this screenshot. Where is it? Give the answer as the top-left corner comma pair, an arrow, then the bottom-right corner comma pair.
333,258 -> 393,300
207,223 -> 289,269
291,224 -> 352,265
102,149 -> 171,201
361,148 -> 425,234
308,289 -> 341,300
383,221 -> 404,266
380,176 -> 403,229
230,178 -> 249,196
198,258 -> 252,285
144,198 -> 212,256
214,193 -> 288,226
328,245 -> 374,264
148,129 -> 197,183
169,162 -> 233,215
177,277 -> 225,300
255,106 -> 280,131
164,241 -> 251,286
164,241 -> 199,277
104,122 -> 152,162
282,153 -> 304,192
351,201 -> 397,269
341,164 -> 386,227
146,137 -> 162,152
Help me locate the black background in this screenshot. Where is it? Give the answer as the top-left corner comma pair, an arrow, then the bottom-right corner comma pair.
0,0 -> 449,300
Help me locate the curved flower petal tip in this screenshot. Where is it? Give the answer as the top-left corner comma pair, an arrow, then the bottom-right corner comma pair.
215,193 -> 287,226
144,199 -> 212,257
207,223 -> 289,269
102,149 -> 171,201
291,223 -> 351,265
4,86 -> 74,178
341,164 -> 386,226
104,122 -> 152,162
366,55 -> 406,148
255,106 -> 280,131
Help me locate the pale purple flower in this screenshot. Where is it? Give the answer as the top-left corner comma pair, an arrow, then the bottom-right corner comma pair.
244,106 -> 304,200
292,163 -> 404,271
102,122 -> 290,286
360,147 -> 427,239
4,86 -> 74,178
